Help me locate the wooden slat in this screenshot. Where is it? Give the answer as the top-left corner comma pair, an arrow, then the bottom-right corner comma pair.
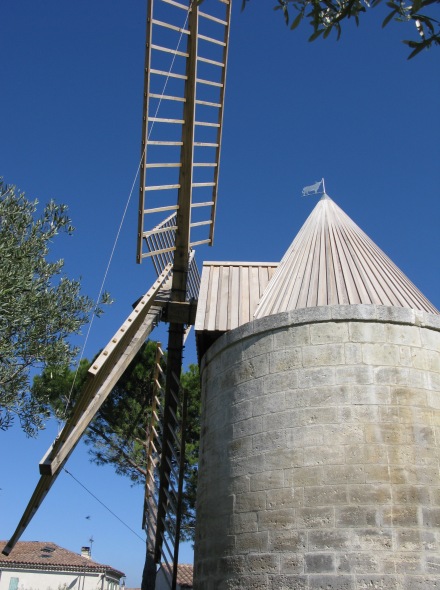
189,238 -> 211,247
206,0 -> 231,246
197,56 -> 224,67
198,10 -> 228,25
194,142 -> 218,147
146,184 -> 181,191
149,93 -> 186,102
190,220 -> 212,228
239,266 -> 250,327
195,121 -> 220,127
192,182 -> 215,187
150,69 -> 188,80
151,44 -> 189,58
148,117 -> 185,124
196,78 -> 223,87
194,264 -> 210,331
216,265 -> 229,330
146,163 -> 182,168
137,0 -> 154,265
249,266 -> 260,317
198,33 -> 226,46
142,245 -> 176,257
161,0 -> 188,10
195,99 -> 221,107
152,18 -> 189,34
191,201 -> 214,207
145,225 -> 178,237
144,205 -> 178,214
228,265 -> 240,331
207,265 -> 220,332
147,140 -> 183,146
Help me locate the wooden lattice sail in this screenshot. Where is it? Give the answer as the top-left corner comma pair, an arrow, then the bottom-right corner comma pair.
137,0 -> 232,264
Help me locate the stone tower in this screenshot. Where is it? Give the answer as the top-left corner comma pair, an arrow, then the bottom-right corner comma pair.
193,195 -> 440,590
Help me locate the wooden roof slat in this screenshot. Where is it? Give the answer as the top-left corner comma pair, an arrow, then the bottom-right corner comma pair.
217,265 -> 230,330
196,262 -> 278,336
255,195 -> 439,318
228,265 -> 240,331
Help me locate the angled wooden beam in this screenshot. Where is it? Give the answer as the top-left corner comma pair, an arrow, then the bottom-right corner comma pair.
2,266 -> 173,556
40,264 -> 173,477
2,311 -> 161,557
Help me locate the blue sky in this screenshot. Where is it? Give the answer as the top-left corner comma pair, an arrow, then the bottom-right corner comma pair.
1,0 -> 439,586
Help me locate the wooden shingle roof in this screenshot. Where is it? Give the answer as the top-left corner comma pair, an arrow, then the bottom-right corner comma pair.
255,194 -> 438,318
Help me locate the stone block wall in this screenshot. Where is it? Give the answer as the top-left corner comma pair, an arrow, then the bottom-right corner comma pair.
194,305 -> 440,589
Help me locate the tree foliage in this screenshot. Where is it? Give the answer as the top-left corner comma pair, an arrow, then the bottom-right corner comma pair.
0,180 -> 108,435
245,0 -> 440,58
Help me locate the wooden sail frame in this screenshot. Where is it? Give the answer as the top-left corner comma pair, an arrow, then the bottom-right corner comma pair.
2,265 -> 172,556
137,0 -> 232,264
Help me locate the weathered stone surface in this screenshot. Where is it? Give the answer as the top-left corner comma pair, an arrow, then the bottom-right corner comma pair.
307,574 -> 354,589
304,553 -> 335,573
356,575 -> 398,589
194,306 -> 440,589
268,574 -> 308,589
310,322 -> 349,344
296,507 -> 334,529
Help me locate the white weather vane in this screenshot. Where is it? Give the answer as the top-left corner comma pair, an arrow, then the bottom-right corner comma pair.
302,178 -> 326,197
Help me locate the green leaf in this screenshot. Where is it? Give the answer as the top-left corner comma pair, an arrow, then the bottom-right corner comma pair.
290,12 -> 303,29
309,28 -> 324,40
404,39 -> 427,58
382,9 -> 397,27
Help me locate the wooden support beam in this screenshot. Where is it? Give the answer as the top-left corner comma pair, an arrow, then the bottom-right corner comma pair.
2,296 -> 166,555
163,300 -> 197,325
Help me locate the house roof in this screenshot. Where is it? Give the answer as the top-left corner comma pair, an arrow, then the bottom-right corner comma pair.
159,563 -> 193,587
175,563 -> 193,587
0,541 -> 124,579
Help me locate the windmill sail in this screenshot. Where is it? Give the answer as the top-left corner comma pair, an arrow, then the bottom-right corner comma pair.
2,265 -> 173,556
137,0 -> 232,264
138,2 -> 232,583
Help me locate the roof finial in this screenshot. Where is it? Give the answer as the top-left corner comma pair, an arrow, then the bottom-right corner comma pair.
301,178 -> 327,198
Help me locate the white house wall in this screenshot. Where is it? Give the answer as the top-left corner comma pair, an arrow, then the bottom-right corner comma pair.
0,568 -> 120,590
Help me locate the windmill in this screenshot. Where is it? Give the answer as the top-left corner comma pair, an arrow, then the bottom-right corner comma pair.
2,0 -> 232,587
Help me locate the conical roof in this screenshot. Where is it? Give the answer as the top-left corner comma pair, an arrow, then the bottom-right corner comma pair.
254,194 -> 438,318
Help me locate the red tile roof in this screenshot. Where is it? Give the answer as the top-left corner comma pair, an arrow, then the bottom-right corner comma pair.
176,564 -> 193,587
0,541 -> 124,578
159,563 -> 193,588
